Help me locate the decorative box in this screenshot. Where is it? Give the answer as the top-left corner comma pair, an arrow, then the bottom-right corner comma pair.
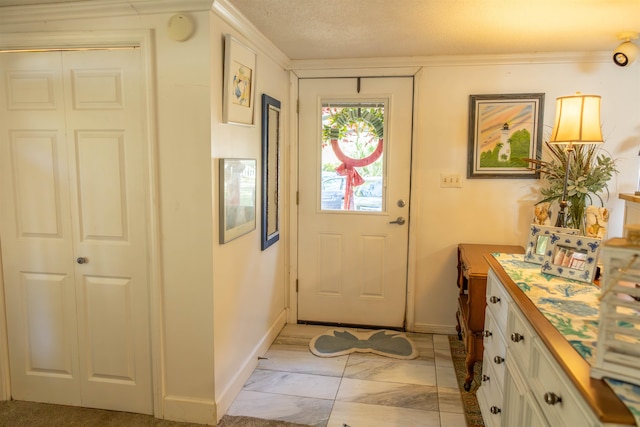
591,238 -> 640,385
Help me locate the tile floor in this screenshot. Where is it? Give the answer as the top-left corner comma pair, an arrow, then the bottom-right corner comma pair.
227,324 -> 467,427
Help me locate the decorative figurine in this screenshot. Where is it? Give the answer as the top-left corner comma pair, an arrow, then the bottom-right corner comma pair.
534,202 -> 552,225
585,206 -> 609,239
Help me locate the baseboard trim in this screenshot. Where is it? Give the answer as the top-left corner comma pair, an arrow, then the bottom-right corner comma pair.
214,309 -> 288,423
413,323 -> 457,335
163,395 -> 217,425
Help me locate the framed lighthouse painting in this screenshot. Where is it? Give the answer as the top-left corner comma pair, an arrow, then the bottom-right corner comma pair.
467,93 -> 544,179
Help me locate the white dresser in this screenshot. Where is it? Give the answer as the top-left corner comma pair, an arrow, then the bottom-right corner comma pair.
476,255 -> 635,427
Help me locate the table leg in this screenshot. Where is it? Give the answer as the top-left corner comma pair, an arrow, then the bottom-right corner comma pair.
463,335 -> 476,391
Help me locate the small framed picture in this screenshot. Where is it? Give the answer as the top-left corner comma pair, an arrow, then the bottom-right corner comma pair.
219,158 -> 256,244
541,233 -> 602,283
524,224 -> 579,265
223,34 -> 256,125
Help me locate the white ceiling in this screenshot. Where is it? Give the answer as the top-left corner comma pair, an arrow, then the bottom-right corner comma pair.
227,0 -> 640,60
0,0 -> 638,61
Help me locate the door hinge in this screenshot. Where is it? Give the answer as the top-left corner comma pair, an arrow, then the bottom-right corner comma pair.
296,191 -> 299,205
296,279 -> 299,292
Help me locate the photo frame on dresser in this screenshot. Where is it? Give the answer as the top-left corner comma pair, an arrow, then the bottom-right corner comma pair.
524,224 -> 580,264
540,233 -> 602,283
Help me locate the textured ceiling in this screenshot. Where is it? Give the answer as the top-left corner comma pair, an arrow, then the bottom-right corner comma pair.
227,0 -> 640,60
0,0 -> 638,61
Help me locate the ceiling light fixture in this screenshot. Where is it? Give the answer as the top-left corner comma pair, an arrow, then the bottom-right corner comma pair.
613,31 -> 639,67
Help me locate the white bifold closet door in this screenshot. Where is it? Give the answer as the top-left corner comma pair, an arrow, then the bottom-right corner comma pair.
0,48 -> 152,414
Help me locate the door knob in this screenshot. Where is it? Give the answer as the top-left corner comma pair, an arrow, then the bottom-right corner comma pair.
389,217 -> 405,225
76,257 -> 88,264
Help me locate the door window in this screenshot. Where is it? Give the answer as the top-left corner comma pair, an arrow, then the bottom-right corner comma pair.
320,103 -> 385,212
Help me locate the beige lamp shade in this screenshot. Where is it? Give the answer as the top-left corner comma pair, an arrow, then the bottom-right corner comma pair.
549,93 -> 604,145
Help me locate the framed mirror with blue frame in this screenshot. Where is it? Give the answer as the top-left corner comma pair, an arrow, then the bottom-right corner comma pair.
261,94 -> 281,250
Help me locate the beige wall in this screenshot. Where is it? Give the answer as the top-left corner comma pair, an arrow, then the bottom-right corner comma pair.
209,12 -> 290,420
410,59 -> 639,332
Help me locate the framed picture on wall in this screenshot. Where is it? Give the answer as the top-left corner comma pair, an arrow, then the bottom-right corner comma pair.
223,34 -> 256,125
219,158 -> 256,244
468,93 -> 544,179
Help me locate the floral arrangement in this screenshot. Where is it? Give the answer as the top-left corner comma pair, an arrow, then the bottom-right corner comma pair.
526,142 -> 618,233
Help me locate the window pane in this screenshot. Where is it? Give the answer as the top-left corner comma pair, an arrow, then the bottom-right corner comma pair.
320,103 -> 384,212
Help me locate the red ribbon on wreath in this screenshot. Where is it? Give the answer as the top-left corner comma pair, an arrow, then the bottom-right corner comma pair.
330,138 -> 384,210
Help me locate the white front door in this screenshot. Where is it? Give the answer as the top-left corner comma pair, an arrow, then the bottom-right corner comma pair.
298,77 -> 413,328
0,49 -> 152,414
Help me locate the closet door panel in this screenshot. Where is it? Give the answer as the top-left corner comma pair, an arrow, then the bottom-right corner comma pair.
0,51 -> 80,404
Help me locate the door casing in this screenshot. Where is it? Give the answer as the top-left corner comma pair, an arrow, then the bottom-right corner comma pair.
297,77 -> 412,328
287,68 -> 422,332
0,30 -> 163,416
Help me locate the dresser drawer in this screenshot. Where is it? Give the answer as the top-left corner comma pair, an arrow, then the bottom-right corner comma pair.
477,358 -> 503,427
530,339 -> 594,427
507,303 -> 534,373
483,309 -> 507,389
486,269 -> 509,330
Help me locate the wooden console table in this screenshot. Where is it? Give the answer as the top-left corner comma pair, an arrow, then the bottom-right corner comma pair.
455,243 -> 524,391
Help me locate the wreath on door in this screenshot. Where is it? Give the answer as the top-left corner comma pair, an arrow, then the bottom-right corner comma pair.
323,108 -> 384,209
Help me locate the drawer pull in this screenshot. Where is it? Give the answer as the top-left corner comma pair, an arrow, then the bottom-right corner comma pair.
482,374 -> 490,382
493,355 -> 504,364
544,392 -> 562,405
489,296 -> 501,304
483,330 -> 492,337
510,332 -> 524,343
490,406 -> 501,414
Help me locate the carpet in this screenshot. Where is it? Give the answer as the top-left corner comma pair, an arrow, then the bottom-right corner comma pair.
309,328 -> 418,359
449,335 -> 485,427
0,400 -> 312,426
218,415 -> 311,426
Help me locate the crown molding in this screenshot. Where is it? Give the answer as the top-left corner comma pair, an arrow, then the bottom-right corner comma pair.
212,0 -> 290,69
290,51 -> 612,72
0,29 -> 152,51
0,0 -> 213,25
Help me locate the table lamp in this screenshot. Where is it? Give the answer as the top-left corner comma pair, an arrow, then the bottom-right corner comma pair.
548,93 -> 604,228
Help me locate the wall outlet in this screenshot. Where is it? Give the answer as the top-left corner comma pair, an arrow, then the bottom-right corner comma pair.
440,174 -> 462,188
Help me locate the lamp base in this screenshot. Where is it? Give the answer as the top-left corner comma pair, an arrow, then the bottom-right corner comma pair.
555,201 -> 568,228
